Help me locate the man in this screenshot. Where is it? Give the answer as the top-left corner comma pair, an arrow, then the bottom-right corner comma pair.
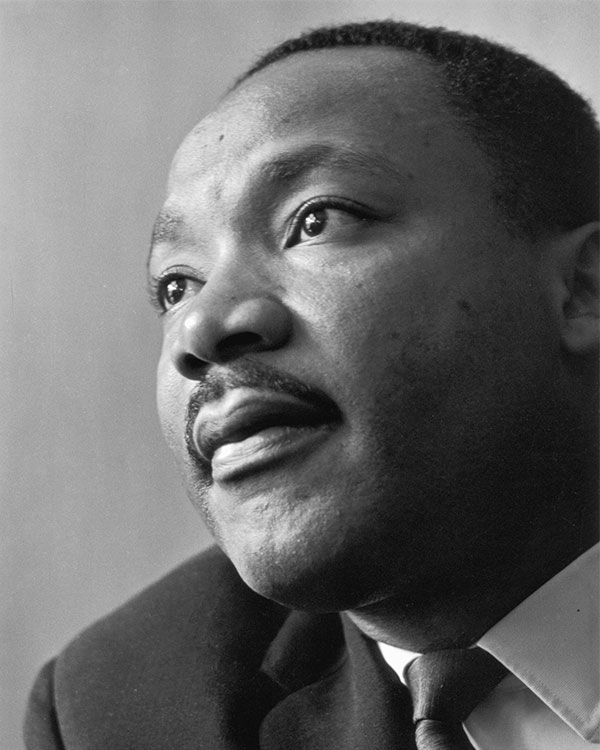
25,19 -> 598,750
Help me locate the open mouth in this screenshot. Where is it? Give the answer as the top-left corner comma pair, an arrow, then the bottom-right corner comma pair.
193,388 -> 342,482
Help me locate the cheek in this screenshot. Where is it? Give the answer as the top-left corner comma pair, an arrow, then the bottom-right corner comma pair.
303,267 -> 513,456
302,263 -> 447,393
155,347 -> 188,455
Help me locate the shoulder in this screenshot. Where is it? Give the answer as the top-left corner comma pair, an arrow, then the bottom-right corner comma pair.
61,544 -> 285,664
59,544 -> 289,687
26,546 -> 288,749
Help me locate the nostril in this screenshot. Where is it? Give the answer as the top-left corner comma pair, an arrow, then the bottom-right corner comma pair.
217,332 -> 264,360
181,352 -> 204,374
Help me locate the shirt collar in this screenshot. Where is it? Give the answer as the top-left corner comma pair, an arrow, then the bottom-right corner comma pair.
478,544 -> 599,742
378,545 -> 599,742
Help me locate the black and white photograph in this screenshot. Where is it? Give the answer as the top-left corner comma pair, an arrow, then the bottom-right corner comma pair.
2,1 -> 598,748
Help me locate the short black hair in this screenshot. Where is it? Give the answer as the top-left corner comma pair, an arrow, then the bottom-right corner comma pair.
237,20 -> 599,238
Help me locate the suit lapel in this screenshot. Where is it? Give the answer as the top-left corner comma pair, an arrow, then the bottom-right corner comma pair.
259,612 -> 416,750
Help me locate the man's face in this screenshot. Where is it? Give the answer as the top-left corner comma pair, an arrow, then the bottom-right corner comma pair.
151,48 -> 558,611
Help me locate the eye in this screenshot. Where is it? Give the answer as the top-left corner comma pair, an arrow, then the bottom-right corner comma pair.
286,198 -> 373,248
163,277 -> 189,307
299,208 -> 328,239
150,272 -> 203,313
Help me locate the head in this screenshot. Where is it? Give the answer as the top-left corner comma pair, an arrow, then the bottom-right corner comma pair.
149,21 -> 598,618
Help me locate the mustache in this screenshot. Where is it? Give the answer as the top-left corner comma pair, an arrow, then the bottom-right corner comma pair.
184,360 -> 341,465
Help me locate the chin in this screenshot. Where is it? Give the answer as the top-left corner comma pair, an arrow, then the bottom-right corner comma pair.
239,564 -> 365,613
219,529 -> 384,613
196,469 -> 413,612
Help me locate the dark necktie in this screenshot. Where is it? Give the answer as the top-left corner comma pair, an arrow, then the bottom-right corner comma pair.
405,647 -> 508,750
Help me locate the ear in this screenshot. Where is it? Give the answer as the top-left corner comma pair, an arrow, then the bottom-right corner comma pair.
547,222 -> 598,355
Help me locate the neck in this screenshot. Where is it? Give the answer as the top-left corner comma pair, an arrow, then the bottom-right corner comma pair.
347,524 -> 597,652
348,425 -> 599,653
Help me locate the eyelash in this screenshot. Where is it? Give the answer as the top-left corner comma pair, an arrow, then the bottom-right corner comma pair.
285,195 -> 374,247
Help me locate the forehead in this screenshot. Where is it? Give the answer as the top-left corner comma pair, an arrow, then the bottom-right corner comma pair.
154,47 -> 498,254
168,47 -> 480,187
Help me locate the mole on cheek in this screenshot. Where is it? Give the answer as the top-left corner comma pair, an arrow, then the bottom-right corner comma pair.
218,134 -> 225,142
457,299 -> 474,315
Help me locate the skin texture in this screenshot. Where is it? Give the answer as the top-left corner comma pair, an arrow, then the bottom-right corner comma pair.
149,48 -> 598,650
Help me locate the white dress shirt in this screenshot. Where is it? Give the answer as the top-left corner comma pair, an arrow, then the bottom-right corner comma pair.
378,544 -> 599,748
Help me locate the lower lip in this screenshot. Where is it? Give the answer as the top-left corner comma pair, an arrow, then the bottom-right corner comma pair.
210,424 -> 334,483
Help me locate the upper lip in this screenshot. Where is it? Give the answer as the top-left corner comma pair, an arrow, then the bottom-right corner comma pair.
193,388 -> 341,463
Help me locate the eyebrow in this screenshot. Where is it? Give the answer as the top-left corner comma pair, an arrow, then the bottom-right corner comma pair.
148,142 -> 407,262
258,142 -> 406,186
147,208 -> 191,272
150,209 -> 187,250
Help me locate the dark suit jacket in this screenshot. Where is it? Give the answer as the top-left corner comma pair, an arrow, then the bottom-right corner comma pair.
25,546 -> 418,749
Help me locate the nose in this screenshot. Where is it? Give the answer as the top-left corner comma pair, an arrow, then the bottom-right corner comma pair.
170,283 -> 293,379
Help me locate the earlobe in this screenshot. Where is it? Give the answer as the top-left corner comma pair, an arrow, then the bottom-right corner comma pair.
555,223 -> 599,356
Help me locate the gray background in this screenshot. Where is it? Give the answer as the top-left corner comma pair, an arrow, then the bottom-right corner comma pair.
2,1 -> 598,746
